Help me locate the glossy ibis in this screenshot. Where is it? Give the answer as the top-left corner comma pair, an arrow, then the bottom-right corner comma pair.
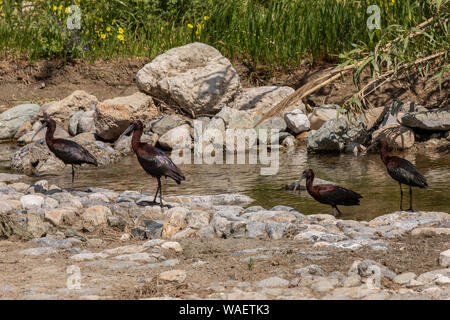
300,169 -> 362,216
373,138 -> 427,211
119,120 -> 185,207
33,118 -> 98,189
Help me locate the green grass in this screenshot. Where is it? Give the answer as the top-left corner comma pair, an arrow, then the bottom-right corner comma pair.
0,0 -> 444,70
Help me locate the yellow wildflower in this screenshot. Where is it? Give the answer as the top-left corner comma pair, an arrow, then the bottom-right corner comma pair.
118,27 -> 124,34
187,24 -> 193,29
117,34 -> 124,41
0,13 -> 4,17
204,16 -> 209,21
100,33 -> 106,39
53,5 -> 57,11
98,17 -> 103,22
59,5 -> 63,11
106,27 -> 111,32
65,7 -> 69,14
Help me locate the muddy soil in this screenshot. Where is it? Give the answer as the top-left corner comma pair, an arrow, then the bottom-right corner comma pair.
0,57 -> 448,110
0,231 -> 448,300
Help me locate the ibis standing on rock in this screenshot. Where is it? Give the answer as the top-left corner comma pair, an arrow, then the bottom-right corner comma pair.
299,169 -> 362,216
119,120 -> 185,207
33,118 -> 98,190
372,138 -> 428,211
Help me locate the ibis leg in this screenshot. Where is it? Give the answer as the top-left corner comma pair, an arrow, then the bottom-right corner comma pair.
153,183 -> 160,203
335,206 -> 343,216
71,165 -> 75,190
407,186 -> 414,211
158,178 -> 163,207
399,183 -> 403,211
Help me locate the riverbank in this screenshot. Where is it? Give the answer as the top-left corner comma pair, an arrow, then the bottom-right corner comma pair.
0,174 -> 449,299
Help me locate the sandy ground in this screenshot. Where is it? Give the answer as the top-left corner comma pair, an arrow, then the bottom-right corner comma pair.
0,231 -> 448,300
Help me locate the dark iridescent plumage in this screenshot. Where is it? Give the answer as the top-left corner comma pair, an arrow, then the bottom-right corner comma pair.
301,169 -> 362,216
35,118 -> 98,189
377,138 -> 427,211
122,120 -> 185,206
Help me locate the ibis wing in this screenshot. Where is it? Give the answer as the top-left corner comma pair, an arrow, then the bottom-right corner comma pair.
317,185 -> 362,206
137,144 -> 185,183
387,157 -> 427,188
52,139 -> 97,165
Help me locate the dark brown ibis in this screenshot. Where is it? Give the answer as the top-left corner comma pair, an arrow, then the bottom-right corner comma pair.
33,118 -> 98,189
373,138 -> 428,211
300,169 -> 362,216
119,120 -> 185,207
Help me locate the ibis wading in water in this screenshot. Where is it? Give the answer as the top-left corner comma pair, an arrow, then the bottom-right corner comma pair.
119,120 -> 185,207
374,138 -> 427,211
33,118 -> 98,189
300,169 -> 362,216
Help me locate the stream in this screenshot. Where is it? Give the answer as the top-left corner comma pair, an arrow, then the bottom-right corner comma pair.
1,143 -> 449,221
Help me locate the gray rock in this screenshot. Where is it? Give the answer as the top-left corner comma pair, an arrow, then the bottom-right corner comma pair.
401,107 -> 450,131
393,272 -> 416,285
357,259 -> 397,280
265,222 -> 286,240
149,115 -> 187,136
246,221 -> 267,239
439,249 -> 450,267
307,116 -> 367,153
143,219 -> 164,238
158,124 -> 192,150
69,110 -> 85,136
255,277 -> 289,288
0,104 -> 40,140
30,237 -> 71,249
19,247 -> 58,256
130,226 -> 149,240
77,110 -> 96,134
284,109 -> 310,134
294,264 -> 324,276
136,42 -> 241,115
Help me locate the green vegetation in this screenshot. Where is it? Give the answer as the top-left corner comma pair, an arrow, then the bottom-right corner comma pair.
0,0 -> 446,69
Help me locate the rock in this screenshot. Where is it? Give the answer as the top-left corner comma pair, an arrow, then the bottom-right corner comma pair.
363,107 -> 387,131
77,110 -> 96,134
31,237 -> 71,249
70,252 -> 108,261
69,111 -> 85,136
161,241 -> 183,252
357,259 -> 397,280
82,205 -> 110,228
161,207 -> 189,238
265,222 -> 286,240
186,210 -> 210,229
72,132 -> 96,145
136,42 -> 240,115
14,121 -> 32,139
114,132 -> 158,154
158,270 -> 186,283
143,220 -> 164,238
311,279 -> 337,294
39,90 -> 98,130
0,173 -> 25,183
26,213 -> 47,238
0,104 -> 40,140
20,195 -> 44,210
393,272 -> 416,285
95,92 -> 158,141
284,109 -> 310,134
380,101 -> 427,127
19,121 -> 69,144
411,227 -> 450,236
158,124 -> 192,150
130,226 -> 148,240
44,209 -> 66,226
246,221 -> 267,239
372,123 -> 415,149
149,115 -> 188,136
308,105 -> 339,130
255,277 -> 289,288
212,216 -> 231,238
307,116 -> 367,152
401,107 -> 450,131
294,265 -> 324,276
19,247 -> 58,256
343,274 -> 362,287
439,249 -> 450,267
233,86 -> 306,121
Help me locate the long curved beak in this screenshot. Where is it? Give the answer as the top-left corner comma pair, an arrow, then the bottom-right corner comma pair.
118,123 -> 136,141
31,123 -> 47,141
293,173 -> 307,193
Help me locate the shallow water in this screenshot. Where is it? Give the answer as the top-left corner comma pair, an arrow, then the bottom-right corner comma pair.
1,143 -> 449,221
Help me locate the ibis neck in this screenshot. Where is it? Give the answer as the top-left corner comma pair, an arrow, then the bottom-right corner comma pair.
45,123 -> 56,148
379,145 -> 390,165
305,174 -> 314,193
131,127 -> 143,152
